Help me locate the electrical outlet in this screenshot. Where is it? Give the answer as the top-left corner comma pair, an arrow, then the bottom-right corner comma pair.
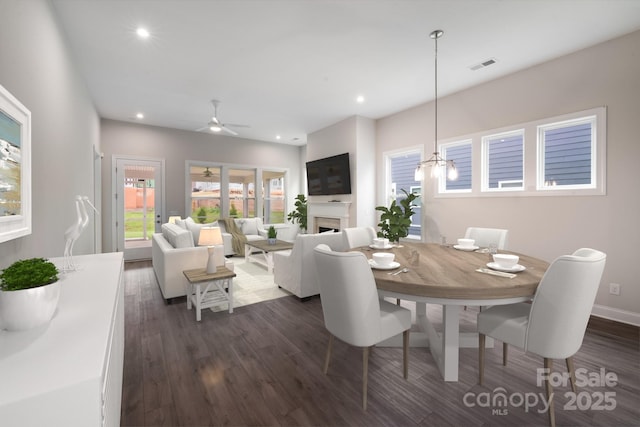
609,283 -> 621,296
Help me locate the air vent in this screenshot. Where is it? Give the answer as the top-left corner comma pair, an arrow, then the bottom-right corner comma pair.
469,58 -> 497,71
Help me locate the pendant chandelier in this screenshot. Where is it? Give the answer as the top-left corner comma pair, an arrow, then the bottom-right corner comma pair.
415,30 -> 458,181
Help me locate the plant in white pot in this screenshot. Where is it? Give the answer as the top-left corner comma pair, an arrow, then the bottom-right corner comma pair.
267,225 -> 278,245
0,258 -> 60,331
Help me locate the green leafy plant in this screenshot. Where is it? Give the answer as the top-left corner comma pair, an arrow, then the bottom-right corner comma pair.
287,194 -> 307,231
0,258 -> 59,291
267,225 -> 278,239
195,207 -> 207,223
375,189 -> 418,243
229,202 -> 239,217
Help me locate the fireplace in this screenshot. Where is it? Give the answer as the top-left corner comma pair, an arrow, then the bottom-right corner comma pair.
315,217 -> 341,233
308,201 -> 351,233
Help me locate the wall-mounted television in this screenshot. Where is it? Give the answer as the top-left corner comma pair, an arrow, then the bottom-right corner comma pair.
306,152 -> 352,196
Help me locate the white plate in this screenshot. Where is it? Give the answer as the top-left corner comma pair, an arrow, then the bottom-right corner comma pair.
486,262 -> 526,273
368,259 -> 401,270
453,245 -> 479,251
369,244 -> 394,250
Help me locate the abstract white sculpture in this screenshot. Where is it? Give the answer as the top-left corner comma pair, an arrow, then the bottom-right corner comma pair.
63,195 -> 99,272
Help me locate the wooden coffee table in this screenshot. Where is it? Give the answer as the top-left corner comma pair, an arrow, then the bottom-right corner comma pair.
245,239 -> 294,273
183,266 -> 236,320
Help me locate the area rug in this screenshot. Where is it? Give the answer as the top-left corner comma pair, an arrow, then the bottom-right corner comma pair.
210,257 -> 291,312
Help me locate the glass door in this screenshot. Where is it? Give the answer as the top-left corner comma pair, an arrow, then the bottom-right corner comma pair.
115,158 -> 164,260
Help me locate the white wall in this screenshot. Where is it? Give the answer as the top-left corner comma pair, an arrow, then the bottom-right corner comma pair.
377,30 -> 640,324
306,115 -> 377,228
355,116 -> 376,227
100,119 -> 303,251
0,0 -> 100,266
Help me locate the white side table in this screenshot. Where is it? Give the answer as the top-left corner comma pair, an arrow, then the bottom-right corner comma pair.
183,267 -> 236,320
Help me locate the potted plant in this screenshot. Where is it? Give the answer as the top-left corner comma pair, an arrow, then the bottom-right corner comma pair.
287,194 -> 307,232
0,258 -> 60,331
375,189 -> 418,244
267,225 -> 278,245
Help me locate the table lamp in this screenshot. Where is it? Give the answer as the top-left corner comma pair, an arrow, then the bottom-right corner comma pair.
198,226 -> 224,273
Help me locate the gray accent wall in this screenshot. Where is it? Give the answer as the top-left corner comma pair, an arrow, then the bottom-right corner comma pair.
377,30 -> 640,323
0,0 -> 100,266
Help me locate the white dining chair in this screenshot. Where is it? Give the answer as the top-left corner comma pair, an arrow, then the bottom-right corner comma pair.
477,248 -> 606,427
313,243 -> 411,410
464,227 -> 509,249
342,226 -> 377,249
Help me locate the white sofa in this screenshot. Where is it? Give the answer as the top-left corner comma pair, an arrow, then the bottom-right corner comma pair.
233,217 -> 299,242
273,231 -> 346,300
152,223 -> 233,301
175,217 -> 234,256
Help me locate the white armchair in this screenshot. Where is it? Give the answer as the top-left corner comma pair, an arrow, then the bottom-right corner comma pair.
342,226 -> 376,249
272,232 -> 346,300
477,248 -> 606,427
313,244 -> 411,410
464,227 -> 509,249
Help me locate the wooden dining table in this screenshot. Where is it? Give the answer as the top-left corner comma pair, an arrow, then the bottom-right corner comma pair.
356,242 -> 549,382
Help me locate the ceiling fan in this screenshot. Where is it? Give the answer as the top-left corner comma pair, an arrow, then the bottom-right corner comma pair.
197,99 -> 250,136
203,167 -> 213,178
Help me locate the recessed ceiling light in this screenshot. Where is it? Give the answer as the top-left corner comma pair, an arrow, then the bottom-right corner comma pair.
356,95 -> 365,104
276,135 -> 281,140
136,112 -> 144,119
136,27 -> 150,39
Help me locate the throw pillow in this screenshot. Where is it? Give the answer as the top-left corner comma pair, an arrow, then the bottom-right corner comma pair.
161,223 -> 194,248
185,217 -> 218,245
236,218 -> 259,235
175,218 -> 188,229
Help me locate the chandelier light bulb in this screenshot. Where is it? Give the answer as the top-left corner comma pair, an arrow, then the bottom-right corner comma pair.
431,163 -> 443,179
448,165 -> 459,181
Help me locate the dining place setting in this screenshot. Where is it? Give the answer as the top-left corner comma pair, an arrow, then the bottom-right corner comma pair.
366,234 -> 531,282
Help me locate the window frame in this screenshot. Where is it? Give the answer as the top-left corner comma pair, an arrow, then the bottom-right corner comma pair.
439,139 -> 473,194
433,107 -> 606,198
481,129 -> 525,193
382,146 -> 423,240
536,115 -> 598,191
186,161 -> 289,222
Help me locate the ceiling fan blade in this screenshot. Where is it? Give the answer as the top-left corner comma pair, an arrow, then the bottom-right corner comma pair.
224,123 -> 251,128
221,126 -> 238,136
195,125 -> 209,132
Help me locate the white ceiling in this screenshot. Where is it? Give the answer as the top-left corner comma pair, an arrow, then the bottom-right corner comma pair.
51,0 -> 640,145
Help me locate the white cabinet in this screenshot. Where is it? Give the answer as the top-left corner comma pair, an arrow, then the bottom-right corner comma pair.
0,253 -> 124,427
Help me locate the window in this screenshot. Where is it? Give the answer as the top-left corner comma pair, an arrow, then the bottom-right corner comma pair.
538,116 -> 595,190
482,130 -> 524,191
386,149 -> 422,238
441,140 -> 472,192
229,168 -> 255,218
433,107 -> 605,197
187,162 -> 289,224
190,166 -> 221,223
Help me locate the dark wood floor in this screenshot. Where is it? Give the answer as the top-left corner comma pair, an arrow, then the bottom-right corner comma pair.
121,261 -> 640,427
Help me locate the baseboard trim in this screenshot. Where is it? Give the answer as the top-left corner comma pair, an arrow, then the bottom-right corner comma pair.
588,305 -> 640,341
591,304 -> 640,327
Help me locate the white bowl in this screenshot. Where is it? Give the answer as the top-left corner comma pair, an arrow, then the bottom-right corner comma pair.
492,253 -> 519,269
372,238 -> 389,248
372,252 -> 395,266
457,238 -> 475,248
